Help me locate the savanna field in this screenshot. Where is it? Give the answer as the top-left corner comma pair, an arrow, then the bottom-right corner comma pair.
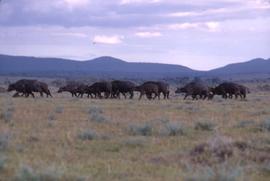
0,87 -> 270,181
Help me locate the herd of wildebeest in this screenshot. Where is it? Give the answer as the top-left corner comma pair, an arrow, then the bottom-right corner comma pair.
6,79 -> 250,100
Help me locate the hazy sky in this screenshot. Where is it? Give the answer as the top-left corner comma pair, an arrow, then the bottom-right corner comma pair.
0,0 -> 269,70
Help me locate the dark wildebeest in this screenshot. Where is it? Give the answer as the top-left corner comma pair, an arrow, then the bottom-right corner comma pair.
175,81 -> 210,100
8,79 -> 36,97
111,80 -> 136,99
211,82 -> 243,99
143,81 -> 170,99
135,82 -> 159,100
75,84 -> 88,98
58,83 -> 80,97
35,81 -> 52,97
87,81 -> 112,99
237,84 -> 250,99
8,79 -> 51,98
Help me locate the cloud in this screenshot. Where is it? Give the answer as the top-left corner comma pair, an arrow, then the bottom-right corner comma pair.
120,0 -> 161,5
205,22 -> 220,32
135,31 -> 162,38
168,22 -> 220,32
0,0 -> 269,28
168,23 -> 199,30
57,0 -> 91,9
93,35 -> 124,44
51,32 -> 88,38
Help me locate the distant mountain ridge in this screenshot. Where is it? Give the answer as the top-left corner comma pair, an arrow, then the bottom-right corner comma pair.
209,58 -> 270,75
0,54 -> 198,78
0,54 -> 269,78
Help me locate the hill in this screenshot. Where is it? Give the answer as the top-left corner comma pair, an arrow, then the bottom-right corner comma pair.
0,54 -> 270,78
0,55 -> 197,78
209,58 -> 270,75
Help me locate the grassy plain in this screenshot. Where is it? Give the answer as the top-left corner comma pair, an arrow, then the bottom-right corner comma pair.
0,89 -> 269,180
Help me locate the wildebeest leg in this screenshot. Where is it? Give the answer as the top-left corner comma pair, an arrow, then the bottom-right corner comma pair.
184,94 -> 189,100
129,91 -> 134,99
24,92 -> 30,97
147,93 -> 153,100
97,93 -> 101,99
139,92 -> 144,100
166,91 -> 170,99
30,92 -> 35,98
153,92 -> 158,100
47,90 -> 53,98
163,92 -> 166,99
202,94 -> 206,100
106,92 -> 111,99
13,92 -> 19,97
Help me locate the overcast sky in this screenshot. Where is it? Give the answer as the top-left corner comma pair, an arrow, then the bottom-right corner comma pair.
0,0 -> 269,70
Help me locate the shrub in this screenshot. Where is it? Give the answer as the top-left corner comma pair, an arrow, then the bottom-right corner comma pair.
90,112 -> 107,123
190,135 -> 234,163
184,165 -> 243,181
0,154 -> 7,171
260,162 -> 270,174
88,107 -> 107,123
163,122 -> 185,136
236,120 -> 255,128
14,165 -> 62,181
55,106 -> 63,114
195,121 -> 215,131
78,129 -> 97,141
1,107 -> 14,123
48,113 -> 55,121
128,123 -> 153,136
14,165 -> 38,181
38,166 -> 63,180
259,119 -> 270,132
88,107 -> 103,114
123,137 -> 147,148
0,133 -> 10,151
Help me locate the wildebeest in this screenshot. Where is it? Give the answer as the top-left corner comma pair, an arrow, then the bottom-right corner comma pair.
58,83 -> 80,97
143,81 -> 170,99
211,82 -> 240,99
135,82 -> 159,100
8,79 -> 52,98
111,80 -> 136,99
237,84 -> 250,99
75,84 -> 88,98
86,81 -> 112,99
211,82 -> 247,99
175,81 -> 210,100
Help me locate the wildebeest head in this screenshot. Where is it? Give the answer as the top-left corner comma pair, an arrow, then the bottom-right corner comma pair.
57,86 -> 66,93
211,86 -> 222,95
208,87 -> 215,94
7,83 -> 16,92
175,87 -> 186,94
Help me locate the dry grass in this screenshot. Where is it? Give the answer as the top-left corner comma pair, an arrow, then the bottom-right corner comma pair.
0,90 -> 270,180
